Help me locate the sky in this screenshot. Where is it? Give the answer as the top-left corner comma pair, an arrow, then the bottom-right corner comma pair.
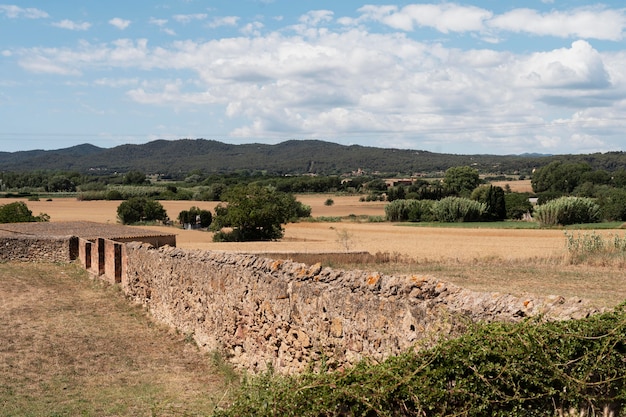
1,1 -> 626,155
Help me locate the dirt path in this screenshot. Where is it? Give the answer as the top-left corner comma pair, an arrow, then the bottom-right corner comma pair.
0,262 -> 230,416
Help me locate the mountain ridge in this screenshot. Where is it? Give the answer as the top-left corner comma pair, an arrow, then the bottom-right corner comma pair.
0,138 -> 622,176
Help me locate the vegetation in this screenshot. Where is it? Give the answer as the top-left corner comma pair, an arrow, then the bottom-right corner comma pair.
534,197 -> 601,227
116,197 -> 168,225
177,206 -> 213,228
565,231 -> 626,265
432,197 -> 486,223
211,184 -> 311,241
443,166 -> 480,197
0,201 -> 49,223
215,306 -> 626,417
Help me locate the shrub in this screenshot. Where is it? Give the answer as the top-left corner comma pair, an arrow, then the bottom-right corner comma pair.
385,199 -> 435,222
432,197 -> 486,222
533,196 -> 600,227
565,231 -> 626,265
116,197 -> 167,225
0,201 -> 48,223
215,307 -> 626,417
324,198 -> 334,206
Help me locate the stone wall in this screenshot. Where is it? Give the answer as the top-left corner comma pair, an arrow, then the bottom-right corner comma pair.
122,243 -> 602,374
0,235 -> 76,263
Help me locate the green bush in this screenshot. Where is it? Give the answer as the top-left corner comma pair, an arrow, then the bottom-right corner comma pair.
534,196 -> 600,227
215,307 -> 626,417
0,201 -> 49,223
432,197 -> 486,222
385,199 -> 435,222
116,197 -> 167,225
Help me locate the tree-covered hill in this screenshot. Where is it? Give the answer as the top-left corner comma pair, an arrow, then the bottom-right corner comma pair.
1,138 -> 624,176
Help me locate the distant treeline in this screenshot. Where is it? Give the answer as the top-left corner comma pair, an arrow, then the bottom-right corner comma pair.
2,139 -> 626,177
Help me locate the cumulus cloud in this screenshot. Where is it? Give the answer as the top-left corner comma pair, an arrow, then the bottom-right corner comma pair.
0,5 -> 48,18
11,3 -> 626,154
517,40 -> 610,89
52,19 -> 91,31
109,17 -> 131,30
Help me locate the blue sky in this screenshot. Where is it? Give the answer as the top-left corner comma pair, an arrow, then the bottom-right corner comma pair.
1,1 -> 625,155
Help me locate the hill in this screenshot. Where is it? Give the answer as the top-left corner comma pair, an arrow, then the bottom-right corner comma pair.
1,138 -> 625,176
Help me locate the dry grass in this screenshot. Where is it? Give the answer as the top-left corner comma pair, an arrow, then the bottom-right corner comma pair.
7,194 -> 626,309
282,251 -> 626,308
0,262 -> 233,416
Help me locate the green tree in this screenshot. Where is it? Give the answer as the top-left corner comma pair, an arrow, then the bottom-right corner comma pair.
443,166 -> 480,197
471,185 -> 506,221
211,185 -> 310,241
123,171 -> 147,185
504,193 -> 533,220
178,206 -> 212,228
117,197 -> 167,224
0,202 -> 49,223
531,161 -> 592,194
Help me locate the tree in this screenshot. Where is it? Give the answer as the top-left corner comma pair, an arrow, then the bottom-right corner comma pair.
443,166 -> 480,197
531,161 -> 592,194
504,193 -> 533,220
123,171 -> 148,185
117,197 -> 167,224
0,202 -> 49,223
471,185 -> 506,221
211,184 -> 310,241
178,206 -> 212,228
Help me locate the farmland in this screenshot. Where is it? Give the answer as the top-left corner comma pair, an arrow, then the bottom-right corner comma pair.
6,188 -> 626,307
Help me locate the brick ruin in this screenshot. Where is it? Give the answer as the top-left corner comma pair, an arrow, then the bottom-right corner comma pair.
0,221 -> 604,374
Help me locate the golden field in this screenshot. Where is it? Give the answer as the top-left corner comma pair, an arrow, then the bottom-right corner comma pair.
5,187 -> 626,307
9,194 -> 568,261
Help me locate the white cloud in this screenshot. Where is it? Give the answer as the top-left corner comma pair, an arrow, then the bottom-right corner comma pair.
517,40 -> 610,89
52,19 -> 91,31
149,17 -> 168,27
12,6 -> 626,154
352,3 -> 626,41
299,10 -> 333,26
109,17 -> 131,30
208,16 -> 239,28
355,4 -> 492,33
0,5 -> 48,19
172,13 -> 207,24
489,6 -> 626,41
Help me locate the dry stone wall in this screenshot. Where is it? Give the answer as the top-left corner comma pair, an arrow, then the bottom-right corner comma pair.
123,242 -> 602,374
0,235 -> 76,263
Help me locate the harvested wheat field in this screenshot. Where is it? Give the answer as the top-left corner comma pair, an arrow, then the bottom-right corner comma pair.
12,195 -> 566,260
6,194 -> 626,306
